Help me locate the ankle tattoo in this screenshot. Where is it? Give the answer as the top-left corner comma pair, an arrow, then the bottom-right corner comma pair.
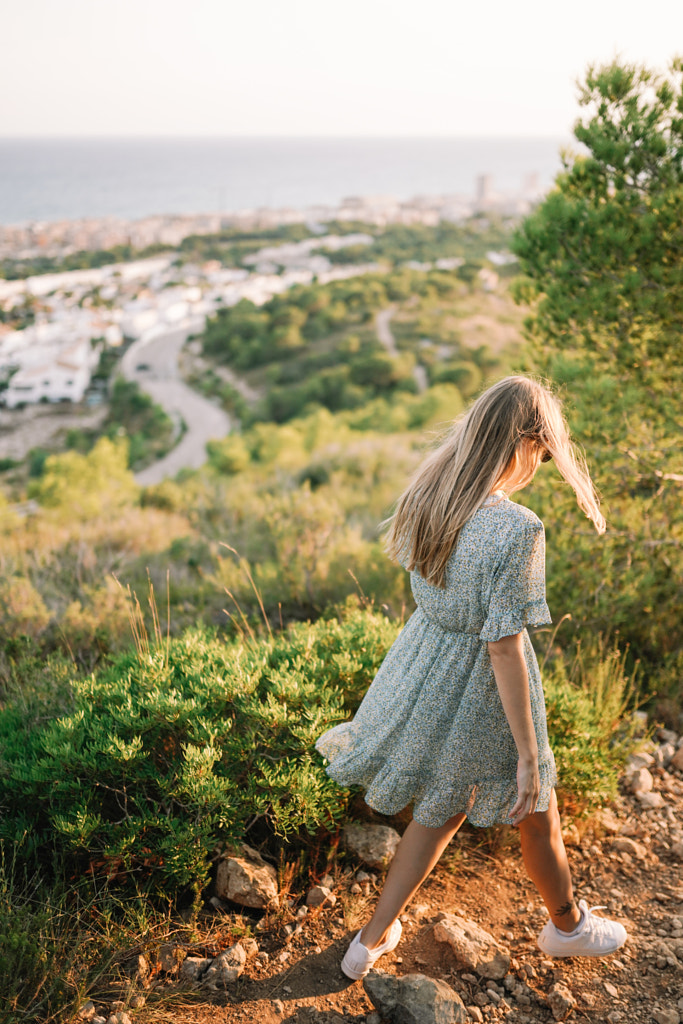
554,898 -> 577,919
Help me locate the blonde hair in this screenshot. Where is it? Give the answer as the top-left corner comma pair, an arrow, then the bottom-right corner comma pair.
384,375 -> 605,587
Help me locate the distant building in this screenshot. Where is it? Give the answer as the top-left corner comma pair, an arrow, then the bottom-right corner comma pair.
3,338 -> 95,408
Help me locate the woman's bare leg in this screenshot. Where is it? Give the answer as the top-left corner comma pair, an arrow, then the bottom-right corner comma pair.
359,812 -> 466,950
517,789 -> 582,932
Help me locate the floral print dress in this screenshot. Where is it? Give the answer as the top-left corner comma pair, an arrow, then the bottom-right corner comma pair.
315,493 -> 557,827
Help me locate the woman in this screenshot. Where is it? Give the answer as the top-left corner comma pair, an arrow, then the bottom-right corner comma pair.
316,375 -> 627,980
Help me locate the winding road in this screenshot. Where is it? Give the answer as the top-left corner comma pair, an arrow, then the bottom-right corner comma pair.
121,319 -> 231,486
375,306 -> 428,393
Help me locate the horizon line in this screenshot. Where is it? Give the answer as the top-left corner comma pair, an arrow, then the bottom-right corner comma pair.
0,132 -> 573,142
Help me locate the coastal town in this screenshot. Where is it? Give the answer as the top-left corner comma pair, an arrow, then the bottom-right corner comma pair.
0,174 -> 542,263
0,177 -> 529,427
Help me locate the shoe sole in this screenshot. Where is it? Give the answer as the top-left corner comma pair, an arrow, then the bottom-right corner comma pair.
537,935 -> 627,958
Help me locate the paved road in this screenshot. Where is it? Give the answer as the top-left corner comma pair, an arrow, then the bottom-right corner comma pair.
121,320 -> 231,486
375,305 -> 427,393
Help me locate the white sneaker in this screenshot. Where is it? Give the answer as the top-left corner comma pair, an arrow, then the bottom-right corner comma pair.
537,899 -> 627,957
341,919 -> 402,980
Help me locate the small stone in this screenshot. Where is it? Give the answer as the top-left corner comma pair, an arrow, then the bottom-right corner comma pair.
129,995 -> 145,1008
474,991 -> 489,1006
272,999 -> 285,1015
356,870 -> 371,882
659,743 -> 677,767
607,1013 -> 622,1023
486,988 -> 501,1003
603,980 -> 619,997
468,1008 -> 484,1022
612,836 -> 647,859
135,953 -> 149,979
306,884 -> 337,907
78,1002 -> 96,1020
321,872 -> 334,887
277,950 -> 290,963
350,882 -> 362,894
434,914 -> 510,979
658,728 -> 679,744
629,766 -> 654,794
653,1011 -> 680,1024
547,982 -> 576,1021
241,936 -> 259,958
671,746 -> 683,772
110,1004 -> 125,1014
640,791 -> 665,809
594,808 -> 621,834
215,844 -> 278,909
656,956 -> 668,969
180,956 -> 213,981
366,1014 -> 382,1024
203,943 -> 247,988
106,1015 -> 132,1024
92,1018 -> 107,1024
343,823 -> 401,870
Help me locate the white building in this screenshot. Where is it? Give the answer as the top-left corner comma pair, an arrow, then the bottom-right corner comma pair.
3,338 -> 96,408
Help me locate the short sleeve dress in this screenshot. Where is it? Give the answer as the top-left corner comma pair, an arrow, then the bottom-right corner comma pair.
315,493 -> 558,828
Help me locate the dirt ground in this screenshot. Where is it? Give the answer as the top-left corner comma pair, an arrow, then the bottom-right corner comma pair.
85,757 -> 683,1024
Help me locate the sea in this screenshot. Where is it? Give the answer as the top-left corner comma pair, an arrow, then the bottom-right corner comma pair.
0,137 -> 570,226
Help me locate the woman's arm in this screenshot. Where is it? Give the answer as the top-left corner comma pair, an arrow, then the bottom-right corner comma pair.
487,631 -> 540,825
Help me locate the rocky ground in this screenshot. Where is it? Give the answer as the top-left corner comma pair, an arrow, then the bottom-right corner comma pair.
77,730 -> 683,1024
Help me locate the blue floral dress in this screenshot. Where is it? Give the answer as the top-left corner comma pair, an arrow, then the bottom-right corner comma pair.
315,493 -> 558,827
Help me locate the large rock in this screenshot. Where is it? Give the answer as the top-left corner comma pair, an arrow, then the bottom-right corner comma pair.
547,982 -> 577,1021
364,971 -> 467,1024
343,823 -> 401,870
433,915 -> 510,979
216,843 -> 278,908
203,944 -> 247,988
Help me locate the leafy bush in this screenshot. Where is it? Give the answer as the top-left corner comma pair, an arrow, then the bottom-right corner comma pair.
543,635 -> 639,816
0,609 -> 398,898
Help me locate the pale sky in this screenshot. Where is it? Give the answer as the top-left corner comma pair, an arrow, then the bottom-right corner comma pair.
2,0 -> 681,137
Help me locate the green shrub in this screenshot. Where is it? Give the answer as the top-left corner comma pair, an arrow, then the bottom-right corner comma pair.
0,609 -> 398,898
543,635 -> 639,817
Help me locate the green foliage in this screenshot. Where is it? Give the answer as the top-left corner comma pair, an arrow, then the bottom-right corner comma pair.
0,610 -> 397,896
513,58 -> 683,381
511,59 -> 683,678
543,636 -> 639,816
29,436 -> 138,518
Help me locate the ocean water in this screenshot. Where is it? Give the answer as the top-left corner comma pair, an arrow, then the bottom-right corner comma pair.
0,137 -> 568,225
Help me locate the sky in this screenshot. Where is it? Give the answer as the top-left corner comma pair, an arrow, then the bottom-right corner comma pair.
2,0 -> 682,137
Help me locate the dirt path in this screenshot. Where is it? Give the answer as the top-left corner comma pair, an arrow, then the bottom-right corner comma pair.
105,750 -> 683,1024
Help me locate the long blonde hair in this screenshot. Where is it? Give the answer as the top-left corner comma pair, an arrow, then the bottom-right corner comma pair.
384,375 -> 605,587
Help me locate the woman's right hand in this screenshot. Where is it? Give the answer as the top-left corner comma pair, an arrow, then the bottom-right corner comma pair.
510,756 -> 540,826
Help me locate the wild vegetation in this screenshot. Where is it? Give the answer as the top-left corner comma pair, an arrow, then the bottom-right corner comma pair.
0,58 -> 680,1022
